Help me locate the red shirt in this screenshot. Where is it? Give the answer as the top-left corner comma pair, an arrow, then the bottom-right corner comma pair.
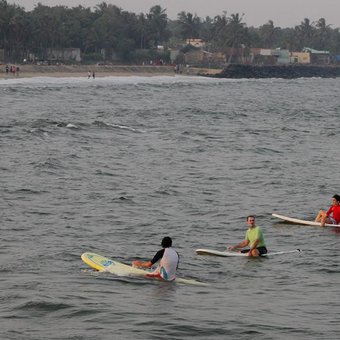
326,205 -> 340,223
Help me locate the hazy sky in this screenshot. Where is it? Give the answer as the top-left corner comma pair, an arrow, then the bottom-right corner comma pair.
11,0 -> 340,28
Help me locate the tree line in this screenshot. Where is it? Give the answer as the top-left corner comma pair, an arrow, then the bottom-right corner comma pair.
1,0 -> 340,63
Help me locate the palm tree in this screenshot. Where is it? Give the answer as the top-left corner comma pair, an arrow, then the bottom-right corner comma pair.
226,13 -> 247,62
315,18 -> 331,50
259,20 -> 277,48
8,11 -> 31,61
295,18 -> 315,49
146,5 -> 170,47
177,11 -> 201,39
210,12 -> 228,51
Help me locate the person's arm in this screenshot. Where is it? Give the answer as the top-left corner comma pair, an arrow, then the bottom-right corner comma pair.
326,206 -> 333,217
132,249 -> 164,268
228,239 -> 249,251
248,239 -> 259,253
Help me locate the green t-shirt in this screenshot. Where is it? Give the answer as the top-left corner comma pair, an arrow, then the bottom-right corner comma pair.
245,226 -> 266,248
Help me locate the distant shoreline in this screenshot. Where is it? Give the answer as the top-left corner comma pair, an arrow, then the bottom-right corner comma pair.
0,64 -> 222,79
2,63 -> 340,79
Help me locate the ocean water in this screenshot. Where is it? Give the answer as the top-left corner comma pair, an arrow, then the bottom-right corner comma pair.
0,75 -> 339,340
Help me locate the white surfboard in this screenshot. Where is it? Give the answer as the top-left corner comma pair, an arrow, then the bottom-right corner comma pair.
81,252 -> 207,286
272,213 -> 340,228
195,248 -> 301,257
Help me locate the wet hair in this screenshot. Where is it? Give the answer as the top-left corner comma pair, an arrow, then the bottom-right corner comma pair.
246,215 -> 255,221
333,194 -> 340,203
161,236 -> 172,248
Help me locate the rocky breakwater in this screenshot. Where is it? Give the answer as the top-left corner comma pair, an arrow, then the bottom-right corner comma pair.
207,64 -> 340,79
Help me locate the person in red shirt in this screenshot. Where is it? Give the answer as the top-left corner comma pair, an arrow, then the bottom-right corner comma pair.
315,194 -> 340,227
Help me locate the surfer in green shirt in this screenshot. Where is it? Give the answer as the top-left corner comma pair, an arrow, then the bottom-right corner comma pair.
228,215 -> 267,257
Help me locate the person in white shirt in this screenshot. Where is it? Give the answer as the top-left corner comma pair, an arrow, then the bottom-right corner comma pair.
132,237 -> 179,281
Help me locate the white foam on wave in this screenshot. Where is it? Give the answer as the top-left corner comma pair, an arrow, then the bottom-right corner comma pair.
105,122 -> 145,133
0,74 -> 230,87
66,123 -> 77,129
1,74 -> 330,88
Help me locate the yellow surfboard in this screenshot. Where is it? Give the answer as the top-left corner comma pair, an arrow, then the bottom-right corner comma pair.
81,252 -> 207,286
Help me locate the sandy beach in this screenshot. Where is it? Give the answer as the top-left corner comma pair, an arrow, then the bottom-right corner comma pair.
0,64 -> 222,79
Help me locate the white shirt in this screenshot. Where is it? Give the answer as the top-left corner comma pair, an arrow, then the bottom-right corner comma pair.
155,247 -> 179,281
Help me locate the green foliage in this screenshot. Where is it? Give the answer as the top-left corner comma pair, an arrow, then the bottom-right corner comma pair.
81,52 -> 103,63
181,44 -> 199,54
130,49 -> 170,64
1,1 -> 340,63
176,11 -> 202,39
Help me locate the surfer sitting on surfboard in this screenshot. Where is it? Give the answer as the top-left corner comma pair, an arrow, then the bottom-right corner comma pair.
315,194 -> 340,227
132,236 -> 179,281
228,216 -> 267,257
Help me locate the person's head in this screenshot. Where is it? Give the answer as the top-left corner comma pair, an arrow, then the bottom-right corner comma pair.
246,215 -> 256,228
332,194 -> 340,205
161,236 -> 172,248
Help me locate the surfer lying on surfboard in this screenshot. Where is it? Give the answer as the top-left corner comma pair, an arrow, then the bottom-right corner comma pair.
228,215 -> 268,257
132,236 -> 179,281
315,194 -> 340,227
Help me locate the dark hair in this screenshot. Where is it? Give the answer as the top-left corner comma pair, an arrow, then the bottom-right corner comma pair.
246,215 -> 255,221
333,194 -> 340,202
161,236 -> 172,248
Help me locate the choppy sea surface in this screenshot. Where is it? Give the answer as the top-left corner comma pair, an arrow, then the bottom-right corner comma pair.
1,75 -> 339,340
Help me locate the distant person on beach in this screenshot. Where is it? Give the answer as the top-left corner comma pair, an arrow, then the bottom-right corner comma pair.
87,71 -> 91,79
92,71 -> 95,79
315,194 -> 340,227
16,66 -> 20,76
5,65 -> 9,75
132,236 -> 179,281
228,216 -> 267,257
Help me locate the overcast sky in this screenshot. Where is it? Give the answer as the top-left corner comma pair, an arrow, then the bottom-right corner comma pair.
10,0 -> 340,28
